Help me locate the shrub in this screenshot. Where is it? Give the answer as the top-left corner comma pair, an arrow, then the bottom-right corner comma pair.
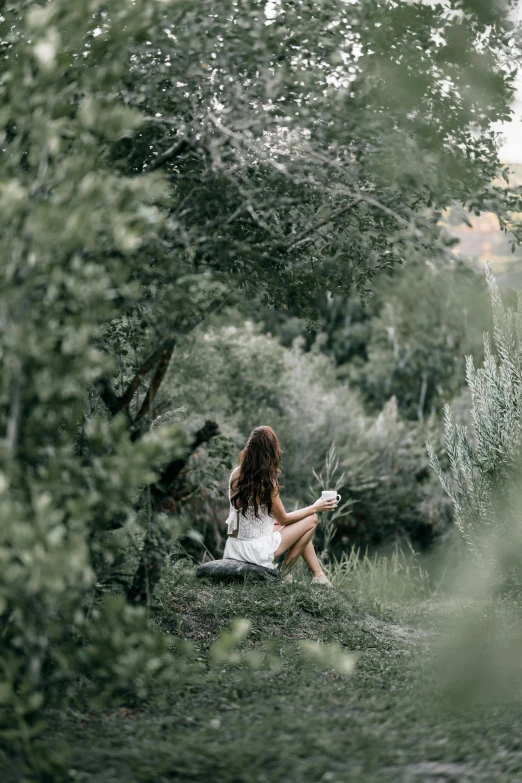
337,397 -> 453,552
428,263 -> 522,578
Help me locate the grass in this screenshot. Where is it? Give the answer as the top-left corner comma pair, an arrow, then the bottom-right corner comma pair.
17,550 -> 522,783
1,549 -> 519,782
323,544 -> 433,618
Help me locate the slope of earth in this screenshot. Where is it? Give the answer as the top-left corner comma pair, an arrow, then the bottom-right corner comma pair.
19,566 -> 522,783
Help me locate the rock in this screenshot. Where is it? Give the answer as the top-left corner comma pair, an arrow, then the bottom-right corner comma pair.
196,559 -> 279,582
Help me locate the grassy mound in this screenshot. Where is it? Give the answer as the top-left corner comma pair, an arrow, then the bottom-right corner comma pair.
19,563 -> 522,782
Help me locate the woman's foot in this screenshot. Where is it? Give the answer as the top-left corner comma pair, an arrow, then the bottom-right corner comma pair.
283,573 -> 293,583
311,573 -> 333,588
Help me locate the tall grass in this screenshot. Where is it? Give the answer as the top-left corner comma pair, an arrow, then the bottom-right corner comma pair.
308,442 -> 354,560
324,544 -> 432,613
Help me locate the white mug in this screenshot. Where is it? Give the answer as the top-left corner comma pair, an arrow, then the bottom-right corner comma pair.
322,490 -> 341,504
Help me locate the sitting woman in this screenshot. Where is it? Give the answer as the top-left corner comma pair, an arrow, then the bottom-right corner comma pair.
223,425 -> 337,586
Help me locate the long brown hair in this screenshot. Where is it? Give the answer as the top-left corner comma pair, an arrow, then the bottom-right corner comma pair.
231,426 -> 282,519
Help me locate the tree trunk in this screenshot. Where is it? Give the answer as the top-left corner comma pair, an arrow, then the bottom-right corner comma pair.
126,419 -> 220,603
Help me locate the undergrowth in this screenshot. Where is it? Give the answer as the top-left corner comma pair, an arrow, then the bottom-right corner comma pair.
325,544 -> 433,618
6,560 -> 522,783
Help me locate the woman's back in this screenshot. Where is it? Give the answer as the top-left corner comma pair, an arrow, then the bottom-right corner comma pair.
226,467 -> 274,539
222,425 -> 333,583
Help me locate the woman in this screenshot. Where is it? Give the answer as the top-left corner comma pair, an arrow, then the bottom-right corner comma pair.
223,426 -> 337,586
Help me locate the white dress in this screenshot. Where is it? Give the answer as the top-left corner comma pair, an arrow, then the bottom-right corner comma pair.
223,468 -> 282,570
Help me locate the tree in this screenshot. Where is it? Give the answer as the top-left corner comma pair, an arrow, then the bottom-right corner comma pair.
118,0 -> 522,318
259,260 -> 492,421
82,0 -> 522,603
348,261 -> 492,420
0,1 -> 218,773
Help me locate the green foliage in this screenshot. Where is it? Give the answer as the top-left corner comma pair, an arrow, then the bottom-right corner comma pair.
261,260 -> 491,421
431,592 -> 522,710
348,262 -> 491,420
24,567 -> 522,783
76,595 -> 193,707
428,263 -> 522,565
1,0 -> 520,775
297,640 -> 356,676
206,615 -> 356,675
306,443 -> 355,561
338,396 -> 453,551
165,323 -> 451,557
120,0 -> 522,317
0,0 -> 205,774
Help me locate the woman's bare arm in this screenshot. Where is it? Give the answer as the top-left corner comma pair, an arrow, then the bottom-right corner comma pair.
270,492 -> 337,525
230,467 -> 337,523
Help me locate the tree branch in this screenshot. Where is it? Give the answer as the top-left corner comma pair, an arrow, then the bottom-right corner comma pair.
286,197 -> 362,252
150,419 -> 220,509
116,340 -> 173,415
361,195 -> 411,228
96,295 -> 228,428
144,137 -> 192,173
134,339 -> 175,424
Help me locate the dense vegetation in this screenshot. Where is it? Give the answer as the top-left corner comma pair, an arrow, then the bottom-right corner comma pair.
1,0 -> 522,779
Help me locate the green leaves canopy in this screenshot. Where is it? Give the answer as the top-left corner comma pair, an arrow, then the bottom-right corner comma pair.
119,0 -> 521,317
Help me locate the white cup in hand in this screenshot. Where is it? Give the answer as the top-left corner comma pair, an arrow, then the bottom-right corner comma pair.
322,490 -> 341,505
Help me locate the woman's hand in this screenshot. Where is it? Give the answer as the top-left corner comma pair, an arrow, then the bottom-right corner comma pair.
271,492 -> 337,525
313,496 -> 338,513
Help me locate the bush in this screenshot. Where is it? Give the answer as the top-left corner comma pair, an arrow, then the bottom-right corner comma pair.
428,263 -> 522,582
337,397 -> 453,552
0,2 -> 201,774
163,322 -> 451,558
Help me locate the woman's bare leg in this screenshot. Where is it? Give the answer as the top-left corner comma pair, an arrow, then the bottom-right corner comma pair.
273,517 -> 316,558
273,515 -> 323,576
300,540 -> 325,578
